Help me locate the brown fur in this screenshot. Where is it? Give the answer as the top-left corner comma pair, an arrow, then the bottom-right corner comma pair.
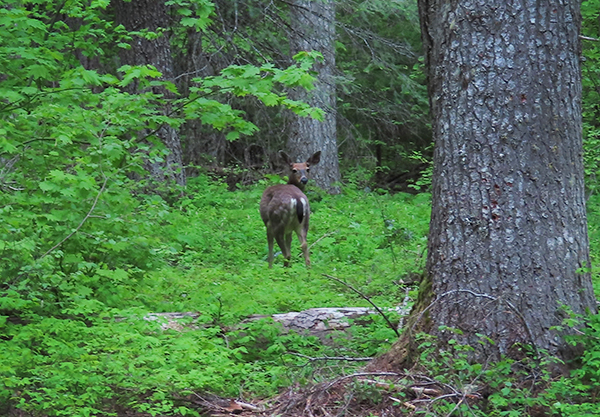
260,151 -> 321,268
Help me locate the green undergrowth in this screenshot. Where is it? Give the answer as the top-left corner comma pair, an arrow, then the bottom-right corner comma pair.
141,176 -> 430,318
585,193 -> 600,299
0,175 -> 429,416
363,316 -> 600,417
5,173 -> 600,416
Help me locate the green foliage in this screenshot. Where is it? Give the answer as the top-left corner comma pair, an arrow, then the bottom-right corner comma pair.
1,152 -> 431,415
139,176 -> 430,317
0,0 -> 430,414
337,313 -> 402,357
0,312 -> 246,416
183,52 -> 325,140
183,0 -> 430,183
542,313 -> 600,417
582,0 -> 600,194
336,0 -> 430,178
167,0 -> 215,33
406,313 -> 600,417
3,0 -> 600,415
585,194 -> 600,297
410,333 -> 541,416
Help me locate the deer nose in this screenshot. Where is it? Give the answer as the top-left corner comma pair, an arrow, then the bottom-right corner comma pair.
300,177 -> 308,185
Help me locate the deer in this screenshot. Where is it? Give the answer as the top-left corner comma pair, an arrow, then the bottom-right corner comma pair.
260,150 -> 321,268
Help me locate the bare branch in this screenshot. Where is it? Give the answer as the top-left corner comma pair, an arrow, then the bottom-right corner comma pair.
306,230 -> 337,252
412,289 -> 540,357
323,372 -> 403,391
323,273 -> 401,337
38,175 -> 108,261
287,352 -> 372,362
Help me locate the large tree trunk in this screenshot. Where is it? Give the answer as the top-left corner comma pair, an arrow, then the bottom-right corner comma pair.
374,0 -> 596,368
114,0 -> 186,187
288,0 -> 340,193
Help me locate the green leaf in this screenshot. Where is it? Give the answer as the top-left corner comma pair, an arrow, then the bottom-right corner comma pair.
226,131 -> 240,141
180,17 -> 198,27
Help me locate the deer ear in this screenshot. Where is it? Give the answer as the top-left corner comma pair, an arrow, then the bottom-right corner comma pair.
278,151 -> 292,166
307,151 -> 321,166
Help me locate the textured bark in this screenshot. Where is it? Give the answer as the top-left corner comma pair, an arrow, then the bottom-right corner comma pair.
419,0 -> 596,360
114,0 -> 186,187
373,0 -> 597,369
288,0 -> 340,193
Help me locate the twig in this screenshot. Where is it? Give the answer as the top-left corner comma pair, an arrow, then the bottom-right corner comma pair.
38,175 -> 108,260
323,372 -> 402,391
190,392 -> 229,412
234,400 -> 262,412
1,184 -> 25,191
412,289 -> 540,358
287,352 -> 372,362
307,230 -> 337,252
442,394 -> 466,417
581,35 -> 600,42
323,274 -> 401,337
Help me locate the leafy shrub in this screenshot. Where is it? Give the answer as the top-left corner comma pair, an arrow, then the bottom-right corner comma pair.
2,1 -> 432,412
0,171 -> 431,415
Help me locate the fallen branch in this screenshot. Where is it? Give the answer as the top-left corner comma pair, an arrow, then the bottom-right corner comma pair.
323,274 -> 401,337
323,372 -> 403,391
265,370 -> 483,417
307,230 -> 338,252
287,352 -> 372,362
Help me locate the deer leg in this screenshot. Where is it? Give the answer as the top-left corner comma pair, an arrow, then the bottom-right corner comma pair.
275,233 -> 288,267
298,229 -> 310,267
283,232 -> 293,267
266,229 -> 275,268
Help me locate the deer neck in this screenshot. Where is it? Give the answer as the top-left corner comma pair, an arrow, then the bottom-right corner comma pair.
288,178 -> 306,192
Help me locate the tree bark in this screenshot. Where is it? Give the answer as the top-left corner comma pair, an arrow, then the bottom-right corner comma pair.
374,0 -> 597,367
114,0 -> 186,187
288,0 -> 340,193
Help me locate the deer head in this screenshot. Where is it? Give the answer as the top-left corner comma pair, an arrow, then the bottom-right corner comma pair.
278,150 -> 321,190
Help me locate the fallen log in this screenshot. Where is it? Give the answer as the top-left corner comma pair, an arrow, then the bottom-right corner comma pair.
144,305 -> 410,342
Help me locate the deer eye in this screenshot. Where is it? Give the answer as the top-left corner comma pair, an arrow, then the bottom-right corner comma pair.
306,168 -> 310,172
292,169 -> 298,173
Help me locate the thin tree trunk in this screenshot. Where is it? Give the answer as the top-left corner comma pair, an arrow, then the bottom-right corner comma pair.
288,0 -> 340,193
114,0 -> 186,187
173,26 -> 227,173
